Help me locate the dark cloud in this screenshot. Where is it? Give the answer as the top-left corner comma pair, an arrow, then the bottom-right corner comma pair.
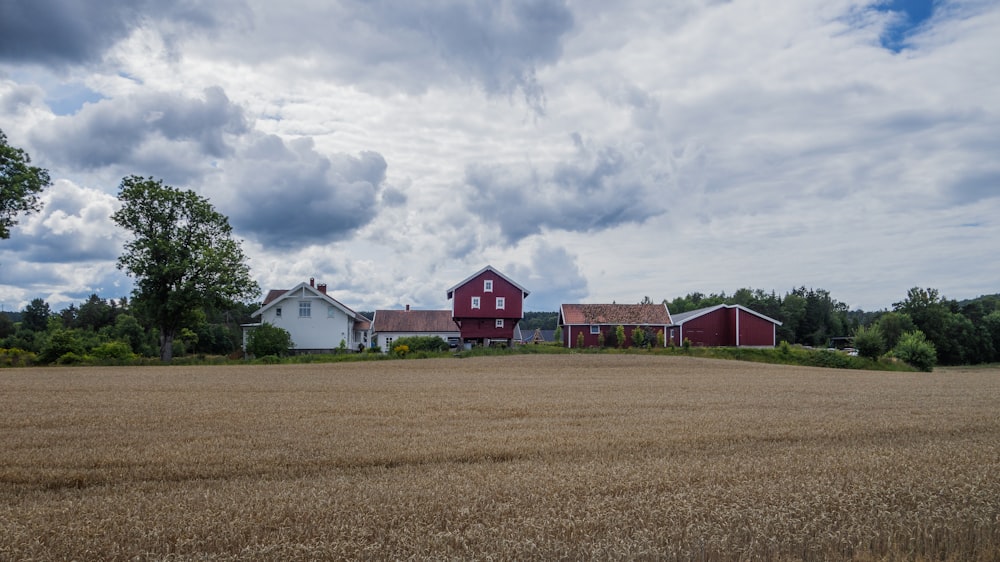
31,86 -> 248,175
464,139 -> 666,243
220,135 -> 386,248
0,0 -> 230,66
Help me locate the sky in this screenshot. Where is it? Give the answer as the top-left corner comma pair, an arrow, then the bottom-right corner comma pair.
0,0 -> 997,314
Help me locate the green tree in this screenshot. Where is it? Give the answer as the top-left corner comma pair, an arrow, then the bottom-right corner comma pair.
553,324 -> 563,345
894,330 -> 937,372
21,298 -> 50,332
112,176 -> 260,362
631,326 -> 646,348
852,324 -> 885,361
246,323 -> 293,357
38,329 -> 84,364
615,325 -> 626,348
0,129 -> 51,239
875,311 -> 915,350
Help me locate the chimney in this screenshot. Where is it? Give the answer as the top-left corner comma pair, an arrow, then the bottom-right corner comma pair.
317,283 -> 327,295
309,277 -> 315,287
406,304 -> 410,311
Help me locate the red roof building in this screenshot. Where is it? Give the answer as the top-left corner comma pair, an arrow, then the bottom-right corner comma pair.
559,303 -> 673,348
668,304 -> 782,347
447,265 -> 529,347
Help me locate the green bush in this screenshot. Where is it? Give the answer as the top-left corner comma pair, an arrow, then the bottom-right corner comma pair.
0,347 -> 36,367
894,330 -> 937,372
90,341 -> 134,361
391,336 -> 449,353
39,329 -> 85,364
853,324 -> 886,361
247,323 -> 294,357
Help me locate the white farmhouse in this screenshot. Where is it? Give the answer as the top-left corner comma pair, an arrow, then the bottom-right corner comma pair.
243,278 -> 371,354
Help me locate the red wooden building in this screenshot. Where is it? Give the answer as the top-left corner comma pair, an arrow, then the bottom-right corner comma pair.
667,304 -> 782,347
559,303 -> 674,348
446,265 -> 529,347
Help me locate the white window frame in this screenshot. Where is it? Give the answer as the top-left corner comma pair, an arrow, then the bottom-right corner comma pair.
299,301 -> 311,318
327,306 -> 337,318
496,296 -> 505,310
495,319 -> 504,328
471,296 -> 481,309
484,279 -> 493,292
275,307 -> 282,317
590,325 -> 600,335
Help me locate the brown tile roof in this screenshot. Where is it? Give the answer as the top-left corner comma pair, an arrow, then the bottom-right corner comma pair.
262,289 -> 288,305
373,309 -> 459,333
561,303 -> 672,325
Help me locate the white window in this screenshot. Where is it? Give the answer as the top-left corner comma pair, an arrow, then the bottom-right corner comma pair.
495,319 -> 504,328
471,296 -> 480,309
275,307 -> 282,317
590,325 -> 600,334
496,296 -> 505,310
299,301 -> 311,318
484,279 -> 493,292
328,306 -> 336,318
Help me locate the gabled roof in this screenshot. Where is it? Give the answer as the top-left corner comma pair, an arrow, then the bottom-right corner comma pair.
372,309 -> 459,333
446,265 -> 530,299
670,304 -> 783,326
559,303 -> 673,325
253,282 -> 365,322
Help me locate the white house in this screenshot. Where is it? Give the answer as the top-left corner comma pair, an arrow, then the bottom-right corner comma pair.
370,306 -> 460,351
243,278 -> 371,354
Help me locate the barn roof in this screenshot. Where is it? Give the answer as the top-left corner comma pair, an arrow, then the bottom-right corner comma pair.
372,309 -> 459,333
670,304 -> 783,326
560,303 -> 673,325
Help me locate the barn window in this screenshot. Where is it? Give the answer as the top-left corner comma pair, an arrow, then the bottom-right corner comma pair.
471,296 -> 481,309
496,297 -> 505,310
484,279 -> 493,292
495,319 -> 504,328
590,325 -> 600,334
299,301 -> 311,317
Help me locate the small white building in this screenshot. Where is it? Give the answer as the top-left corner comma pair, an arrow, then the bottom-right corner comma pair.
371,307 -> 460,352
243,278 -> 370,354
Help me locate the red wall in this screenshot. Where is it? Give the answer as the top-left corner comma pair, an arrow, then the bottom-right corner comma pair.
737,309 -> 777,346
562,325 -> 667,348
451,270 -> 525,341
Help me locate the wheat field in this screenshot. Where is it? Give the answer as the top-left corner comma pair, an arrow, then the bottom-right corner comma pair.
1,354 -> 998,561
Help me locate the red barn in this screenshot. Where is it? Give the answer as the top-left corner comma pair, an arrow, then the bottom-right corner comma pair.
447,265 -> 529,347
668,304 -> 782,347
559,303 -> 673,348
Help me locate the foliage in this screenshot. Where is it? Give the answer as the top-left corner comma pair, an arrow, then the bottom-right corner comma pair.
112,176 -> 259,362
553,325 -> 562,344
576,332 -> 584,348
90,341 -> 135,362
615,325 -> 626,348
391,336 -> 450,354
38,329 -> 85,364
875,311 -> 915,350
520,311 -> 559,331
246,323 -> 293,357
0,128 -> 51,239
631,326 -> 646,348
393,344 -> 410,357
894,330 -> 937,372
596,331 -> 605,348
21,298 -> 50,332
852,324 -> 885,361
0,348 -> 36,367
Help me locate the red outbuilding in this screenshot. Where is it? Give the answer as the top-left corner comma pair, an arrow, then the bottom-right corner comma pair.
559,303 -> 673,348
447,265 -> 529,347
667,304 -> 782,347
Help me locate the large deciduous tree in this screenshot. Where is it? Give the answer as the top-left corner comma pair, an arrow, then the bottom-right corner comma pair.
112,176 -> 259,362
0,129 -> 51,239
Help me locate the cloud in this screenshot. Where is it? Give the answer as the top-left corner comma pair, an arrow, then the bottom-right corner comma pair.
505,242 -> 588,310
463,135 -> 670,244
215,134 -> 388,248
0,0 -> 230,66
30,86 -> 248,178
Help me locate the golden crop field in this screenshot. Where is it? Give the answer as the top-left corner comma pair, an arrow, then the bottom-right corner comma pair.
1,354 -> 998,561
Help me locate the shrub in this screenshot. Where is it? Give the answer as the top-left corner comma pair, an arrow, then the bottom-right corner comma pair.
597,331 -> 606,348
615,325 -> 626,348
778,340 -> 792,356
576,332 -> 585,348
894,331 -> 937,372
0,347 -> 36,367
392,336 -> 449,353
247,323 -> 294,357
853,324 -> 886,361
631,327 -> 646,348
90,341 -> 134,361
393,344 -> 410,357
56,352 -> 86,365
39,329 -> 85,364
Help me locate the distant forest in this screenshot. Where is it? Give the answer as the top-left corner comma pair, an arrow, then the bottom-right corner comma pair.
3,287 -> 998,366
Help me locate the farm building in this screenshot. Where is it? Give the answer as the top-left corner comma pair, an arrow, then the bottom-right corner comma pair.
371,307 -> 460,351
447,265 -> 529,347
668,304 -> 782,347
559,303 -> 673,348
244,278 -> 371,354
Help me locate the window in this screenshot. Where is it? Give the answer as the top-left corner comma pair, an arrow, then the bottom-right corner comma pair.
495,319 -> 504,328
484,279 -> 493,292
590,325 -> 600,334
471,296 -> 481,309
299,301 -> 311,318
327,306 -> 336,318
275,307 -> 282,317
496,296 -> 505,310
